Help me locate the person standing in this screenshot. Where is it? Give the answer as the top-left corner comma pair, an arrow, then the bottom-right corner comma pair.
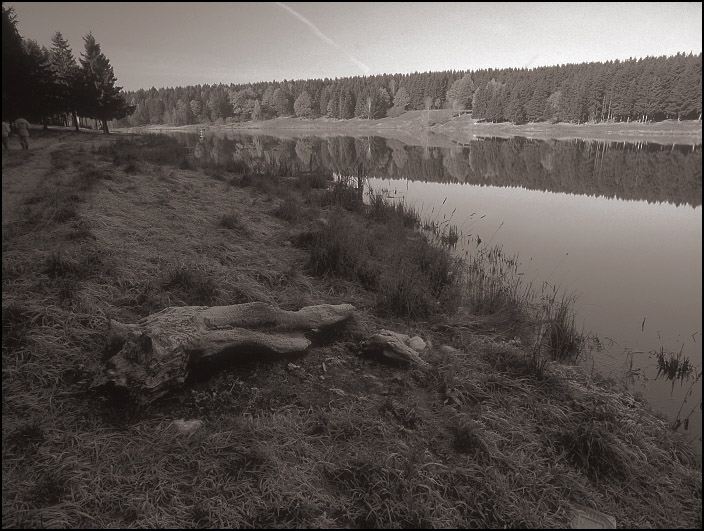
1,121 -> 10,149
14,117 -> 30,150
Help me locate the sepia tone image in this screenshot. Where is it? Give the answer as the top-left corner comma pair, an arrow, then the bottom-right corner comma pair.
2,2 -> 701,528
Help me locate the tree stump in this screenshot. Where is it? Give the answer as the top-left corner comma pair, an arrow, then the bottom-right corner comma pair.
93,302 -> 355,404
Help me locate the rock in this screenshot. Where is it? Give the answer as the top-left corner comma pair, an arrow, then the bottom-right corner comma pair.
362,329 -> 429,368
94,302 -> 355,404
172,419 -> 203,435
571,505 -> 616,529
407,336 -> 426,352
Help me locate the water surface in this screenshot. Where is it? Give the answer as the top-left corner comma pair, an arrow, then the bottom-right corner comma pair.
173,131 -> 703,448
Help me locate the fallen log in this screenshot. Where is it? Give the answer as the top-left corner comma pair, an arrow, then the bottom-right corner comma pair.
94,302 -> 355,404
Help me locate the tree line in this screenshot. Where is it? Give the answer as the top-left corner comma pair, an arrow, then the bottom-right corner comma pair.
2,3 -> 700,131
115,53 -> 701,128
2,5 -> 133,133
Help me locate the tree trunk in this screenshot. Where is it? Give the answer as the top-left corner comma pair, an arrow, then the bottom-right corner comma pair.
72,110 -> 79,132
94,302 -> 355,404
102,119 -> 110,134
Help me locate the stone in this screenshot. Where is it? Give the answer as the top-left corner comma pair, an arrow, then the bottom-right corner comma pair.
571,505 -> 616,529
172,419 -> 203,435
407,336 -> 426,352
362,329 -> 429,368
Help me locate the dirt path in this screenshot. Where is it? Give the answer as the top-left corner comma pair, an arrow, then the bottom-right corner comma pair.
1,129 -> 109,224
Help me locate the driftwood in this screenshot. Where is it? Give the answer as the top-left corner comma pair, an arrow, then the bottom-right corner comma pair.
362,330 -> 429,368
94,302 -> 355,404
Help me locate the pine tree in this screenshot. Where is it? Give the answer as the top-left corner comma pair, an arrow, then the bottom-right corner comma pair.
319,86 -> 330,117
2,5 -> 23,117
50,32 -> 81,130
20,39 -> 60,127
339,87 -> 355,119
78,32 -> 133,133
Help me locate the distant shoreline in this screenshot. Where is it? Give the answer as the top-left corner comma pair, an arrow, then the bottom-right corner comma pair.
116,111 -> 703,145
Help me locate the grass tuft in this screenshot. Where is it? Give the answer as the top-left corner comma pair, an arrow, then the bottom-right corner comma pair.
218,213 -> 247,232
296,171 -> 332,190
557,420 -> 631,481
44,251 -> 79,279
76,164 -> 112,190
4,421 -> 45,456
272,197 -> 303,223
162,264 -> 219,305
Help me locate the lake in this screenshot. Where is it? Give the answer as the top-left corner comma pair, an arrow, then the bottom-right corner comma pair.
170,129 -> 703,449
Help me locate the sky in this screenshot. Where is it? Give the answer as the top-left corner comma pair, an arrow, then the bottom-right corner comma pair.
7,2 -> 703,91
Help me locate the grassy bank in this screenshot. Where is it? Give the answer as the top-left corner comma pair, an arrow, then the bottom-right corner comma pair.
2,131 -> 701,528
117,111 -> 703,145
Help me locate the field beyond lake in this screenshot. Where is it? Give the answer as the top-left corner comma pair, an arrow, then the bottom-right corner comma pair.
119,111 -> 704,146
2,128 -> 701,528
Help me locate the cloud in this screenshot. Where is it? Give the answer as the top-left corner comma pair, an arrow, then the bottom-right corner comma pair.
275,2 -> 370,75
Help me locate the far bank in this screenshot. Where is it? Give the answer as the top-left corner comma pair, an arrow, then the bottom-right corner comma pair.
116,110 -> 703,146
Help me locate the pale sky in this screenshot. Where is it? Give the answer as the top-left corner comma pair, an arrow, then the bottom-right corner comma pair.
7,2 -> 703,91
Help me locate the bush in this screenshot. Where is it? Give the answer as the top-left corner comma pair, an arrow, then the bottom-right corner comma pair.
306,207 -> 462,319
306,211 -> 379,288
296,172 -> 332,190
272,197 -> 302,223
317,178 -> 364,212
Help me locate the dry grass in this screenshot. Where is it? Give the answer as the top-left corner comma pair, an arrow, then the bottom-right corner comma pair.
2,132 -> 700,528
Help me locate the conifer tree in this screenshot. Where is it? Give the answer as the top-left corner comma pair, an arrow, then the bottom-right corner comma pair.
2,4 -> 26,117
22,39 -> 58,127
50,32 -> 81,131
78,32 -> 133,133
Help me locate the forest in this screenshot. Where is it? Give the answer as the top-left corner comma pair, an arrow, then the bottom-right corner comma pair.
2,4 -> 701,131
115,52 -> 702,128
1,5 -> 133,133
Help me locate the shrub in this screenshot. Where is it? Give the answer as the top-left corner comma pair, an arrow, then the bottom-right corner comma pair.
306,211 -> 378,288
272,198 -> 302,223
296,171 -> 331,190
317,178 -> 364,212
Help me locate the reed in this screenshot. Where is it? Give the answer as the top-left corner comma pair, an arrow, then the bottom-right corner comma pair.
655,345 -> 695,384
